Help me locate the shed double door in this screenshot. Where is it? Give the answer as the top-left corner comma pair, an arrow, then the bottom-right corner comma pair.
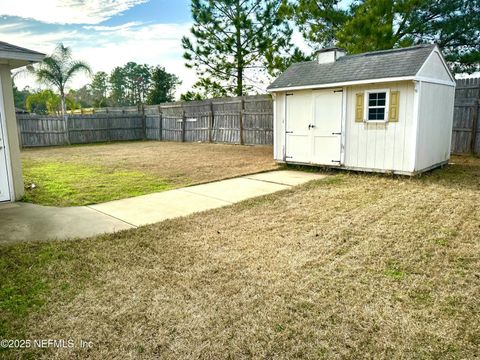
0,113 -> 10,202
285,89 -> 343,166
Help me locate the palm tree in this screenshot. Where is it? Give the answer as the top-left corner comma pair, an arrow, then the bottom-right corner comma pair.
33,43 -> 91,116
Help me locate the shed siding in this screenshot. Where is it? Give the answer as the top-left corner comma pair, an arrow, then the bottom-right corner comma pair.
344,81 -> 416,173
415,82 -> 455,171
417,51 -> 453,82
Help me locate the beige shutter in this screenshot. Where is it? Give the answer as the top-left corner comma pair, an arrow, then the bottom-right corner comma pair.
355,93 -> 364,122
389,91 -> 400,122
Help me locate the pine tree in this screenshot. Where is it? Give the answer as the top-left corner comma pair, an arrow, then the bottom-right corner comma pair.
182,0 -> 299,97
147,66 -> 181,105
286,0 -> 480,74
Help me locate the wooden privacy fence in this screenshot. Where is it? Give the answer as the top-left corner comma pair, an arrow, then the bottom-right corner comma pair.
145,95 -> 273,145
17,95 -> 273,147
17,113 -> 144,147
451,78 -> 480,155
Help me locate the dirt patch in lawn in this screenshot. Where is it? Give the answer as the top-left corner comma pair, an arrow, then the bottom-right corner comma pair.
21,141 -> 277,206
1,156 -> 479,359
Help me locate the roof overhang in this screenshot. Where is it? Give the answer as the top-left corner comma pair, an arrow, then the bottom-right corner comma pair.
0,50 -> 45,69
267,76 -> 416,92
267,74 -> 456,93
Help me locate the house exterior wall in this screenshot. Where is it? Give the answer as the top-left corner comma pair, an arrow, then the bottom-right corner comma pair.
0,64 -> 24,200
415,81 -> 455,171
343,81 -> 417,173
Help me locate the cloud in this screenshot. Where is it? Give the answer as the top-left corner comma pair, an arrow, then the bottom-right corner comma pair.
3,21 -> 198,98
0,0 -> 148,25
83,21 -> 144,32
73,23 -> 198,95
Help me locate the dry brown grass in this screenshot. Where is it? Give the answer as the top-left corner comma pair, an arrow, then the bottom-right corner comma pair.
2,156 -> 479,359
22,141 -> 278,186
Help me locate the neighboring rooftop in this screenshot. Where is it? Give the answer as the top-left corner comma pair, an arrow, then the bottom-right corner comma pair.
268,44 -> 436,90
0,40 -> 45,69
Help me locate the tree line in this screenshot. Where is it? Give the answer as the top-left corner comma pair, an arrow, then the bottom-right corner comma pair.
14,45 -> 180,115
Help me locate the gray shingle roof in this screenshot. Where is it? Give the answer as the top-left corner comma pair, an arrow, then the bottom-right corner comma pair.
268,44 -> 436,90
0,41 -> 45,56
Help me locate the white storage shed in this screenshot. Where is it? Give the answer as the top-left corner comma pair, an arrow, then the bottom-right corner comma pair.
267,44 -> 456,175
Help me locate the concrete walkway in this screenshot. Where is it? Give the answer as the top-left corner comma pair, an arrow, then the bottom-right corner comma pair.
0,170 -> 326,244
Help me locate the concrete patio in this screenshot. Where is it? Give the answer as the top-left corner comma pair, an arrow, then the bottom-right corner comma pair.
0,170 -> 326,244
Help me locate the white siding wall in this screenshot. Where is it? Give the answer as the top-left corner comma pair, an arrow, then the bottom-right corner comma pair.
415,82 -> 455,171
417,51 -> 453,82
344,81 -> 417,173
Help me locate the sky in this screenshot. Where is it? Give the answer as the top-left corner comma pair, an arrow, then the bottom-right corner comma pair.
0,0 -> 316,99
0,0 -> 203,97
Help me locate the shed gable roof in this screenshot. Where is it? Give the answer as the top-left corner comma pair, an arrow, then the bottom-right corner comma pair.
268,44 -> 436,91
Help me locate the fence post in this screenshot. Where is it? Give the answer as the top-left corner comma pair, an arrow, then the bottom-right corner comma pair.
16,117 -> 23,148
471,100 -> 479,154
108,113 -> 114,142
239,97 -> 245,145
182,108 -> 186,142
209,100 -> 214,143
158,106 -> 163,141
64,115 -> 71,145
141,104 -> 147,140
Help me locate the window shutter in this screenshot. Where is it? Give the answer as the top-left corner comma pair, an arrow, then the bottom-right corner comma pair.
355,93 -> 364,122
389,91 -> 400,122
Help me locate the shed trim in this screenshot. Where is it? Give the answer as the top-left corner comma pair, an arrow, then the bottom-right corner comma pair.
414,76 -> 456,87
411,81 -> 422,172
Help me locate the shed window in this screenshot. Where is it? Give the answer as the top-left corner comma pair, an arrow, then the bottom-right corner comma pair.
365,90 -> 389,122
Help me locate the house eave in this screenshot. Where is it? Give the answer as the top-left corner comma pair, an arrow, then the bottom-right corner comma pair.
0,51 -> 45,69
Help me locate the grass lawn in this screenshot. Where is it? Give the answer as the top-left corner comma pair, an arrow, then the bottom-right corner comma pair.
1,156 -> 479,359
21,141 -> 277,206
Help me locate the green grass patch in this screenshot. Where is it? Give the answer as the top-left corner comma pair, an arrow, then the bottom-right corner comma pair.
0,242 -> 93,344
385,261 -> 406,280
22,160 -> 171,206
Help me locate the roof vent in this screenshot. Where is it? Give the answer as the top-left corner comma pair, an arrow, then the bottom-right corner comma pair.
315,47 -> 346,64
